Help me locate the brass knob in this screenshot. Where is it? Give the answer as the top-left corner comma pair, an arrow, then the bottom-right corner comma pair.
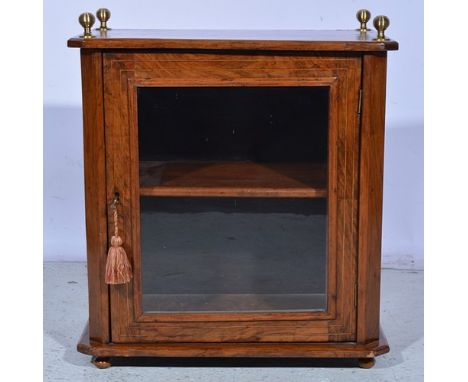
96,8 -> 111,31
78,12 -> 95,38
356,9 -> 371,32
373,15 -> 390,41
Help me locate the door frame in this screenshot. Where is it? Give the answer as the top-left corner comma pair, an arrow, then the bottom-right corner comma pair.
103,51 -> 361,343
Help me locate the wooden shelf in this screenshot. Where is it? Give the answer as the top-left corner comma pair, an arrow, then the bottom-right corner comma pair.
139,161 -> 327,198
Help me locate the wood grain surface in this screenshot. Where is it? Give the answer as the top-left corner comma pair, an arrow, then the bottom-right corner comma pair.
80,50 -> 110,343
78,323 -> 389,358
103,52 -> 360,343
357,53 -> 388,344
139,161 -> 327,198
73,32 -> 394,359
68,29 -> 398,51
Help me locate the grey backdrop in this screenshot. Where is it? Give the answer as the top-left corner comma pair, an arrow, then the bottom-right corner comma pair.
44,0 -> 423,269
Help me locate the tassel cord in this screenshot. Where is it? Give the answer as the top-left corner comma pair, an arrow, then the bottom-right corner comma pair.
112,202 -> 119,238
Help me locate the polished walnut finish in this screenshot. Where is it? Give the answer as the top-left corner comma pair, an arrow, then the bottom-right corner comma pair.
67,29 -> 398,51
69,28 -> 397,368
357,53 -> 388,344
139,161 -> 327,198
104,51 -> 359,343
78,323 -> 389,360
80,50 -> 109,343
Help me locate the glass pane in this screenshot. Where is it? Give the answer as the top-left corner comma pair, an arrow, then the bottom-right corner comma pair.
140,197 -> 327,312
137,87 -> 328,163
137,86 -> 329,313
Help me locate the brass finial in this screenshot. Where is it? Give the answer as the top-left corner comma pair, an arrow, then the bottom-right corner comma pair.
373,15 -> 390,41
356,9 -> 371,32
96,8 -> 111,31
79,12 -> 95,38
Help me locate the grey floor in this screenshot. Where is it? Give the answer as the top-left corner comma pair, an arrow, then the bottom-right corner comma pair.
44,262 -> 423,381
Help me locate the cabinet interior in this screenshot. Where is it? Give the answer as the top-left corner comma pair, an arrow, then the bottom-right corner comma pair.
137,86 -> 330,313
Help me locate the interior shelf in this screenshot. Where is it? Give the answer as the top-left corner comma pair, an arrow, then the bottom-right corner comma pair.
139,161 -> 327,198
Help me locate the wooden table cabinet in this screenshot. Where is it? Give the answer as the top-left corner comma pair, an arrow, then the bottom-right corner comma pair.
68,16 -> 398,369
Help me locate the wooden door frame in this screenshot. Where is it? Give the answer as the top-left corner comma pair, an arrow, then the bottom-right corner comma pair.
102,51 -> 361,343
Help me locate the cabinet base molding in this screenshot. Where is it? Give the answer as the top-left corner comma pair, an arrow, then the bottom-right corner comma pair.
78,323 -> 388,366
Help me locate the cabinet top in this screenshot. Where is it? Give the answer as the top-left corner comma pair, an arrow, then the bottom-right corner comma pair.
67,29 -> 398,52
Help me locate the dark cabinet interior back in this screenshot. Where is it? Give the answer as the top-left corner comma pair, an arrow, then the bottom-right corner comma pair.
137,86 -> 329,163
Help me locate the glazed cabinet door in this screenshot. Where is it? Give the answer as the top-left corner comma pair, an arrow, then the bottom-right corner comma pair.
103,52 -> 361,343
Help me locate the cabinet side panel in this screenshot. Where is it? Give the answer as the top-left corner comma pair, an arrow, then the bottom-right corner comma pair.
357,53 -> 387,343
80,49 -> 110,343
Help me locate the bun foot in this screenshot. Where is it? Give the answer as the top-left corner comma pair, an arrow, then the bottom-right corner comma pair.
91,356 -> 111,369
358,357 -> 375,369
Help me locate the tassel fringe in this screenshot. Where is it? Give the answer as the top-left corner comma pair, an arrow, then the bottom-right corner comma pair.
105,196 -> 133,285
105,236 -> 133,284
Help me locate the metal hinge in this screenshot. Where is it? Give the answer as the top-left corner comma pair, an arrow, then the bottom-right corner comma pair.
357,88 -> 363,115
354,283 -> 358,307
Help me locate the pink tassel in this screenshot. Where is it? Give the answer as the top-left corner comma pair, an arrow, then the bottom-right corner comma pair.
105,196 -> 133,284
105,236 -> 132,284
